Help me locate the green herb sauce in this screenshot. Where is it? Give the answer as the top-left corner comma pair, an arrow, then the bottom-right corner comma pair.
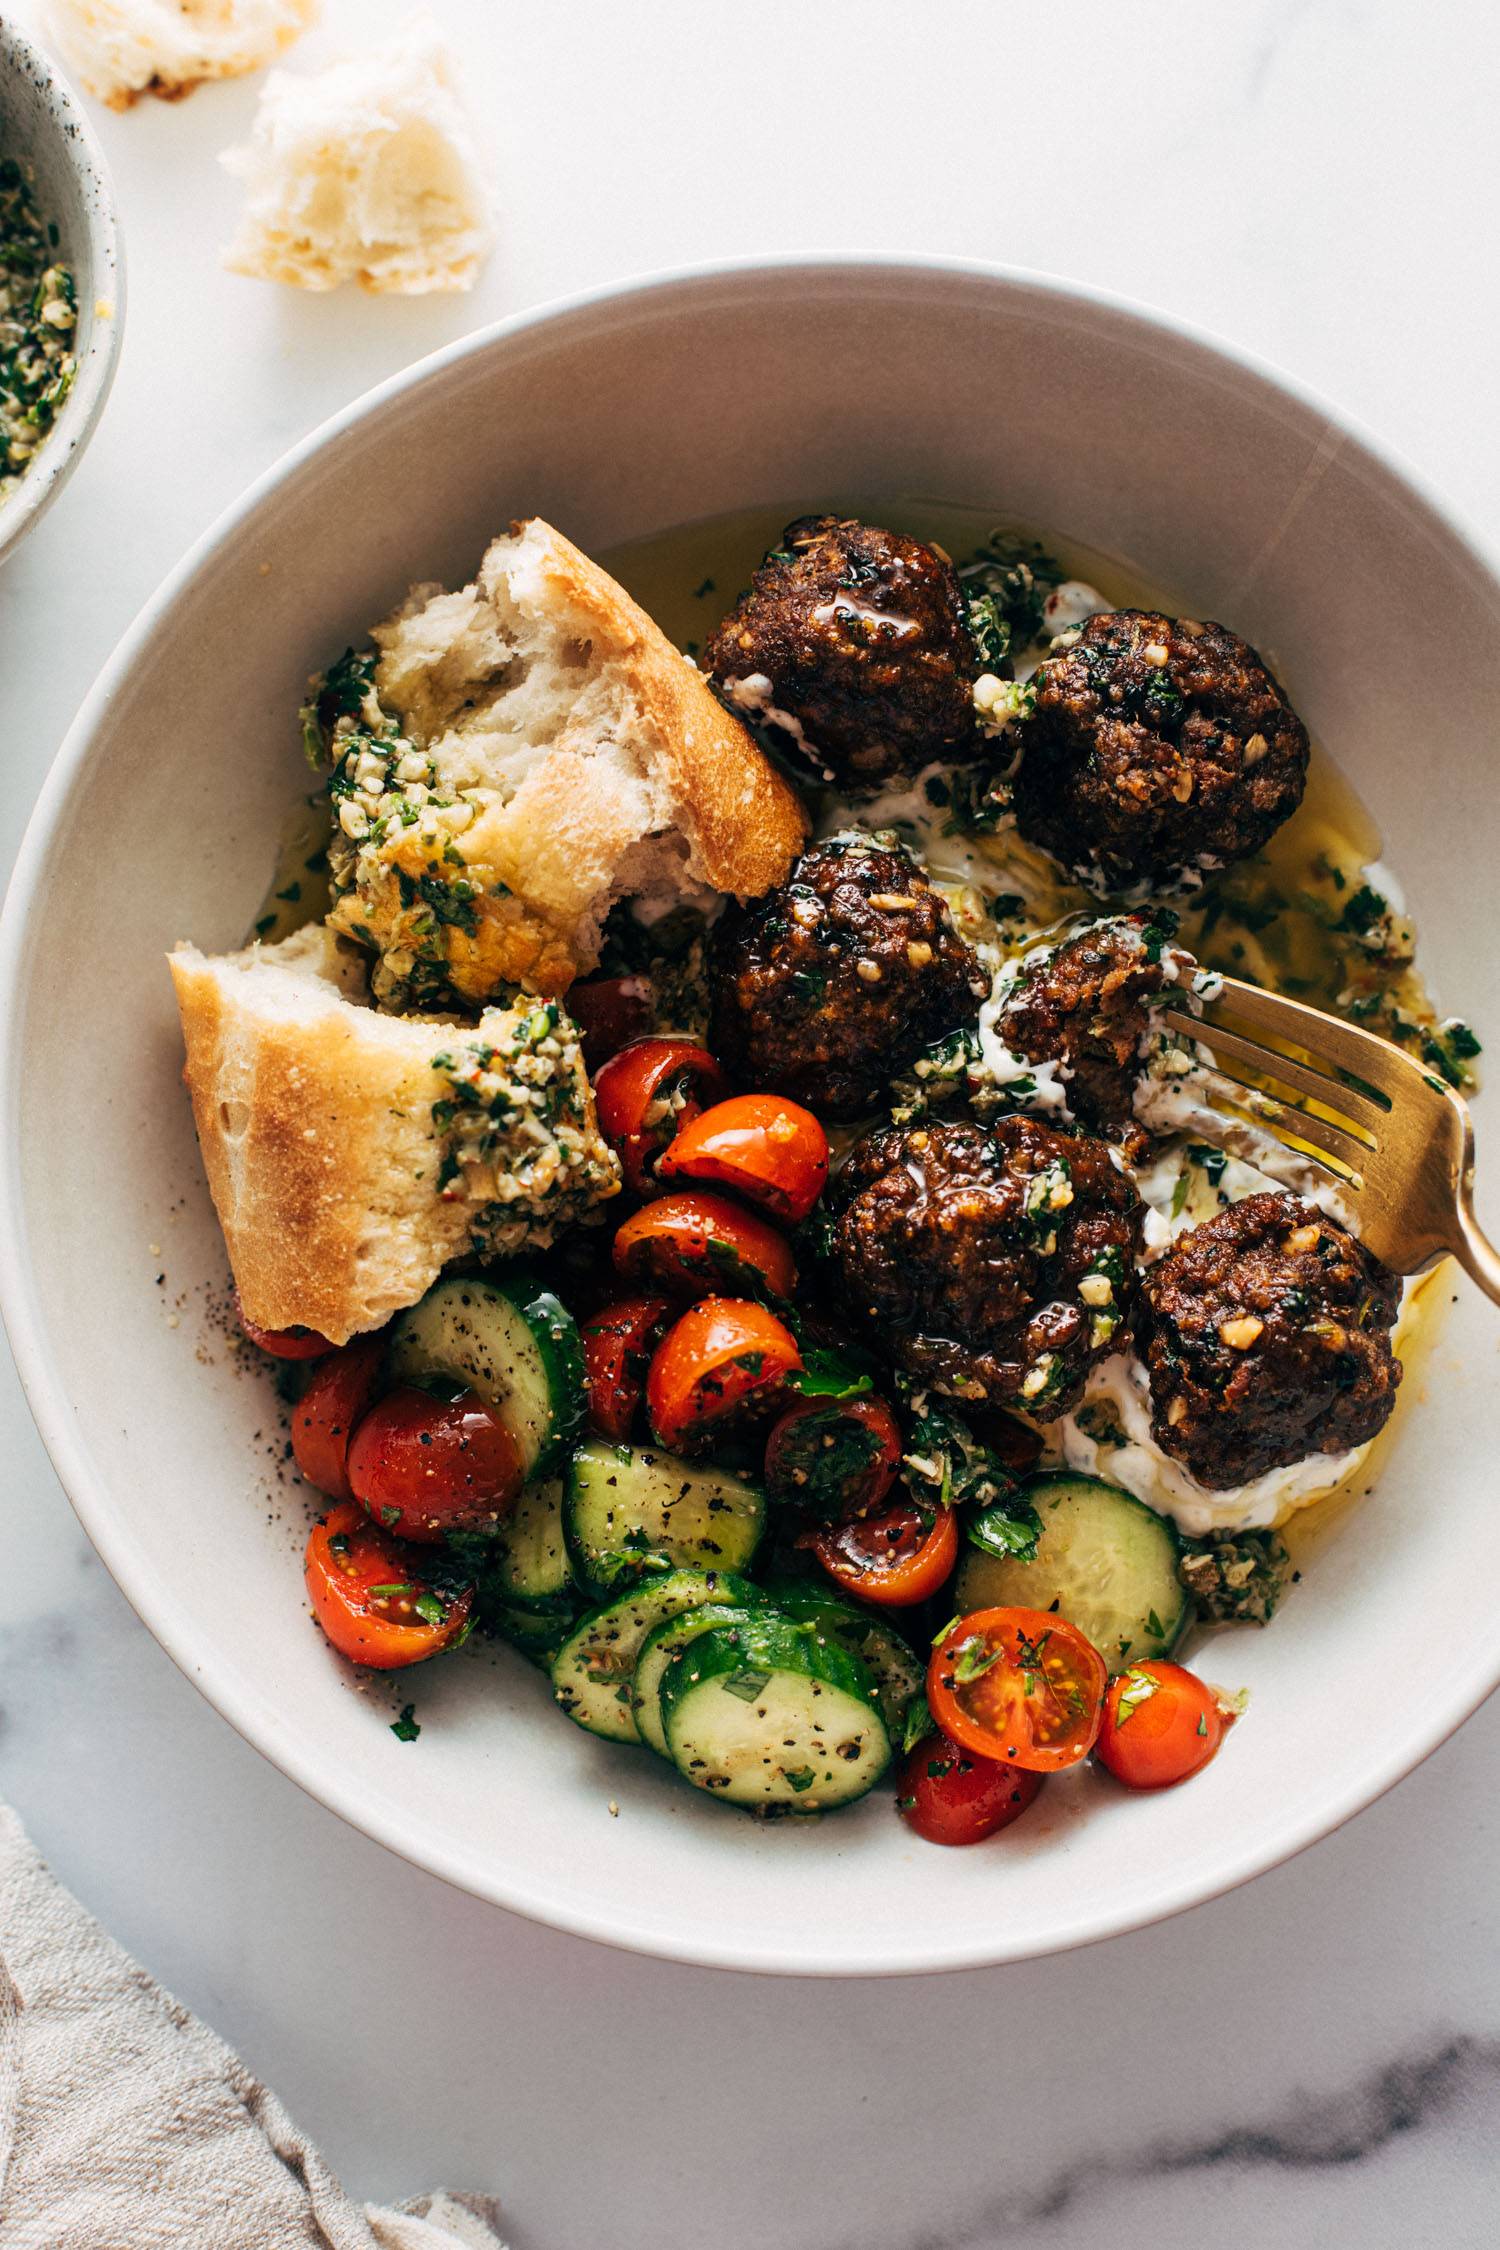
0,158 -> 76,503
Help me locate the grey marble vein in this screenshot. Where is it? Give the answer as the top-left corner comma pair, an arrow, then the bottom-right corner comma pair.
867,2035 -> 1500,2249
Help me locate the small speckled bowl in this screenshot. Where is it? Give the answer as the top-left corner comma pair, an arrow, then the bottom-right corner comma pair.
0,16 -> 123,565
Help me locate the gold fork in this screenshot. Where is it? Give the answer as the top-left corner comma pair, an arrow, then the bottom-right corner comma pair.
1157,975 -> 1500,1302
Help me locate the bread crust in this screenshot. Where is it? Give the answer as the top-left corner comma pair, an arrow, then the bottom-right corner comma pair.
170,931 -> 617,1341
326,521 -> 808,1005
513,522 -> 807,899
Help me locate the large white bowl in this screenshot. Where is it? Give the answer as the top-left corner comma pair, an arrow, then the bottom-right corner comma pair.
2,260 -> 1497,1975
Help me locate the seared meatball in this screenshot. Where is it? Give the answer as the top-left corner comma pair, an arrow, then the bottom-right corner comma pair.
1011,610 -> 1309,891
1140,1193 -> 1401,1489
708,834 -> 988,1120
828,1116 -> 1143,1414
995,913 -> 1203,1159
704,516 -> 979,790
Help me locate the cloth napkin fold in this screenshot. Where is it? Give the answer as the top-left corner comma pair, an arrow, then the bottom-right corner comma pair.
0,1805 -> 505,2249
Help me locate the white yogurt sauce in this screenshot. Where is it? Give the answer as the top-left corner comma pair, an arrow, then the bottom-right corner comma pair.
1055,1351 -> 1366,1538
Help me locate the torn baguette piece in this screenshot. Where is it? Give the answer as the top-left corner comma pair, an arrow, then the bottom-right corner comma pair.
169,925 -> 620,1343
42,0 -> 319,112
320,518 -> 808,1010
220,16 -> 493,294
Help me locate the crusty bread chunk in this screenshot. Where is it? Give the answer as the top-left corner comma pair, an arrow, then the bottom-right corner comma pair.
42,0 -> 318,111
322,519 -> 808,1008
220,18 -> 493,294
169,925 -> 619,1342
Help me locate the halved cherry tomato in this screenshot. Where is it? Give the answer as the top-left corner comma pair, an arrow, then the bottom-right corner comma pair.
346,1384 -> 525,1543
1096,1659 -> 1229,1790
970,1406 -> 1045,1480
646,1297 -> 802,1452
291,1331 -> 388,1501
929,1606 -> 1107,1773
581,1296 -> 672,1441
567,974 -> 656,1071
305,1502 -> 473,1669
235,1290 -> 333,1361
613,1188 -> 796,1301
659,1094 -> 830,1224
811,1497 -> 959,1607
764,1393 -> 903,1517
897,1729 -> 1044,1846
593,1038 -> 730,1197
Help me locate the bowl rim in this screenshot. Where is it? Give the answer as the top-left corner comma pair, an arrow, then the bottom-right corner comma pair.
3,252 -> 1498,1976
0,16 -> 125,565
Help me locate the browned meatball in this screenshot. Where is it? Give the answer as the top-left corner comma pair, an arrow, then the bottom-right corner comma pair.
703,516 -> 980,790
1011,611 -> 1309,890
995,913 -> 1203,1159
828,1116 -> 1143,1415
1139,1193 -> 1401,1489
707,834 -> 989,1120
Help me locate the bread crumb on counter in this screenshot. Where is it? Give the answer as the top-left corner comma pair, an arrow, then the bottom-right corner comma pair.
220,16 -> 494,295
41,0 -> 319,112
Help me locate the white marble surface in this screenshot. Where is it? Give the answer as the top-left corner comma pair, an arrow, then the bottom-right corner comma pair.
3,2 -> 1500,2243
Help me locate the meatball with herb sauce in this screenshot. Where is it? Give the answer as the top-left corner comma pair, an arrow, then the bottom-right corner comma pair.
1011,610 -> 1309,892
828,1116 -> 1143,1415
1139,1193 -> 1402,1489
707,834 -> 989,1121
704,516 -> 981,790
990,912 -> 1214,1160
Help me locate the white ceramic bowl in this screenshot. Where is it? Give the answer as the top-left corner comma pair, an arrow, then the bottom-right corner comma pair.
2,261 -> 1497,1975
0,18 -> 123,564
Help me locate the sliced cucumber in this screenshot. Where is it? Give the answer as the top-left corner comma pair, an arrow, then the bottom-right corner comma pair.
489,1599 -> 580,1668
490,1476 -> 573,1611
954,1471 -> 1188,1665
633,1599 -> 766,1757
661,1614 -> 891,1813
770,1589 -> 926,1739
388,1273 -> 583,1477
564,1437 -> 766,1593
551,1569 -> 760,1744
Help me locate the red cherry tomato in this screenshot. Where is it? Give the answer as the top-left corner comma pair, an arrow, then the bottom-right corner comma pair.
811,1497 -> 959,1608
567,974 -> 656,1070
235,1290 -> 333,1360
928,1606 -> 1107,1773
646,1297 -> 802,1453
897,1730 -> 1044,1846
659,1094 -> 830,1224
346,1384 -> 525,1543
1096,1659 -> 1229,1790
970,1406 -> 1046,1480
764,1393 -> 903,1517
304,1503 -> 473,1669
593,1038 -> 730,1197
581,1296 -> 672,1441
613,1188 -> 797,1301
291,1332 -> 388,1502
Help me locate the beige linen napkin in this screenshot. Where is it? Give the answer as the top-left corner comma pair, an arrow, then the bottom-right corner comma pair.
0,1805 -> 505,2249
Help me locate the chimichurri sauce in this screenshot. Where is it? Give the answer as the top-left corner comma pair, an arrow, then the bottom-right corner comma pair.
0,156 -> 76,505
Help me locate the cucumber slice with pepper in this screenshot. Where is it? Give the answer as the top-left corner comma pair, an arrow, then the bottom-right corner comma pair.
769,1587 -> 925,1738
564,1437 -> 766,1593
551,1569 -> 759,1744
953,1471 -> 1187,1665
660,1613 -> 891,1812
489,1475 -> 573,1611
489,1598 -> 580,1668
633,1597 -> 767,1757
387,1273 -> 583,1477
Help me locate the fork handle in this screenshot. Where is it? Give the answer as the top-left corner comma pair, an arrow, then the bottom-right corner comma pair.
1452,1189 -> 1500,1307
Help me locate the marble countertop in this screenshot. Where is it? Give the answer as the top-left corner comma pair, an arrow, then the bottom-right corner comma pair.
3,2 -> 1498,2243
